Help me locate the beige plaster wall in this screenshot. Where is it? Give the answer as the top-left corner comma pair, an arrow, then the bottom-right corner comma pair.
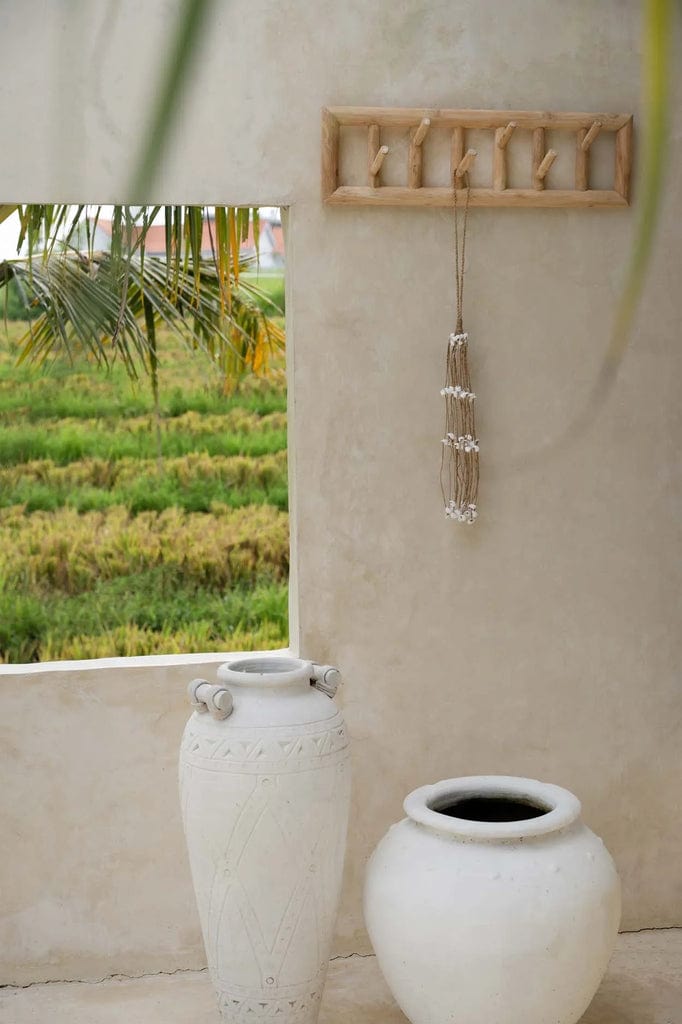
0,0 -> 680,985
0,657 -> 214,984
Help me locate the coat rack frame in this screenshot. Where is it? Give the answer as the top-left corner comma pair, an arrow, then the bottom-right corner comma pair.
322,107 -> 634,208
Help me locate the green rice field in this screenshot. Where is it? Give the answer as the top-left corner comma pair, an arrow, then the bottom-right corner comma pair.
0,320 -> 289,662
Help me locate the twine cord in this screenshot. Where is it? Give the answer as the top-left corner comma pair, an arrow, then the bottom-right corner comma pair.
454,180 -> 469,333
439,173 -> 479,525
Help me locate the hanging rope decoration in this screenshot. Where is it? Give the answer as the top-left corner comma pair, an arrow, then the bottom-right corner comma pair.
440,176 -> 479,524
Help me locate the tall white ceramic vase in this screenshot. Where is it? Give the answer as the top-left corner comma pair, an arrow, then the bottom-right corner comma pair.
179,656 -> 351,1024
365,775 -> 621,1024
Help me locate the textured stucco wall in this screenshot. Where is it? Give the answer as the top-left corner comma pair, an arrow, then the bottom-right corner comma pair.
0,657 -> 216,984
0,0 -> 680,985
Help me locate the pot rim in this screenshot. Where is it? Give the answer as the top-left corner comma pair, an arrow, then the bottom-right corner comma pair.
217,655 -> 314,689
404,775 -> 582,841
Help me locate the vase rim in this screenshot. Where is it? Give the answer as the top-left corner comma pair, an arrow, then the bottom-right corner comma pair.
217,655 -> 313,689
404,775 -> 582,841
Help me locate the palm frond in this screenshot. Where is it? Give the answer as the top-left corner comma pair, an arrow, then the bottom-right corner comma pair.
6,250 -> 283,389
588,0 -> 673,398
127,0 -> 217,198
1,204 -> 282,390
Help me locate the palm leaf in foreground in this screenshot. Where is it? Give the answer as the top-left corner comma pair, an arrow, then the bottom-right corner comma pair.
592,0 -> 673,396
2,251 -> 284,390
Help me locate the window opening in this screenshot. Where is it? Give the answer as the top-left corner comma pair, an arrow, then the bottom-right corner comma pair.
0,205 -> 289,663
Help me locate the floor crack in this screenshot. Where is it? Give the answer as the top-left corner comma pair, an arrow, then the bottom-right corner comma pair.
4,931 -> 678,991
1,967 -> 207,991
330,952 -> 375,961
620,926 -> 682,935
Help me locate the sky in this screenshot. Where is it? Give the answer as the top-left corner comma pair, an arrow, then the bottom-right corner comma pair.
0,207 -> 281,260
0,213 -> 22,260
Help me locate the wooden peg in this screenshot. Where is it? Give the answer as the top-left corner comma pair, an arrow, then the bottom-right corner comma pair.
456,149 -> 477,179
537,150 -> 557,179
497,121 -> 516,149
370,145 -> 389,177
408,117 -> 431,188
532,128 -> 556,190
368,123 -> 388,187
451,126 -> 465,187
493,122 -> 516,190
581,120 -> 602,151
575,122 -> 602,190
413,117 -> 431,146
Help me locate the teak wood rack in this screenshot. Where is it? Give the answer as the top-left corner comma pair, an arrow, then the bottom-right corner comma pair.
322,107 -> 634,208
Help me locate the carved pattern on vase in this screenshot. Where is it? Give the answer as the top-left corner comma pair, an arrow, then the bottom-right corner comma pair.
180,711 -> 350,1024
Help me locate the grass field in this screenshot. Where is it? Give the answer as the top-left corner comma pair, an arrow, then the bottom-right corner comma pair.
0,318 -> 289,663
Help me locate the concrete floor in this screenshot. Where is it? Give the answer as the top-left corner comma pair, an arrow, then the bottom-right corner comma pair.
1,930 -> 679,1024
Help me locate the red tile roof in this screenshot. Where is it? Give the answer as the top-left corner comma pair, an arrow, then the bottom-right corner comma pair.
93,215 -> 283,259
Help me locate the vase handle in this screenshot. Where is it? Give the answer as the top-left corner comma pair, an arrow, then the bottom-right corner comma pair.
310,664 -> 342,698
188,678 -> 234,720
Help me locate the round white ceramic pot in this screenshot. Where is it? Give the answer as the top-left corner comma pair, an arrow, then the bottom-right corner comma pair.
179,656 -> 351,1024
364,775 -> 620,1024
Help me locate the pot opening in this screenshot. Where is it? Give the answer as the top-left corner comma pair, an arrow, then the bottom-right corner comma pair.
228,657 -> 302,675
406,777 -> 581,839
432,795 -> 551,823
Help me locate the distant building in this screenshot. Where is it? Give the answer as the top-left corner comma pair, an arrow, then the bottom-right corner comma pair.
83,211 -> 284,270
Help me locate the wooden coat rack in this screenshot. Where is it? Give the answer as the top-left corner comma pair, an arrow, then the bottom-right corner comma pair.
322,107 -> 634,208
